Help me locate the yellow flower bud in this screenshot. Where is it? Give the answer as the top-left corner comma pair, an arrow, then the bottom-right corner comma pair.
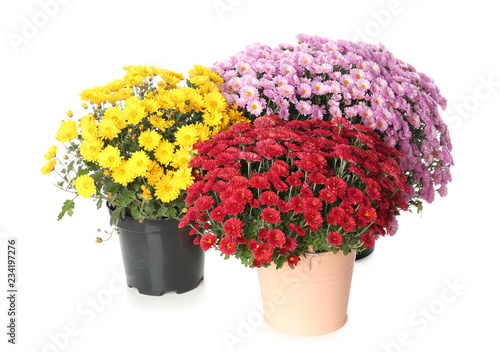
107,192 -> 113,197
182,208 -> 188,213
82,103 -> 88,109
141,185 -> 147,191
139,124 -> 145,131
139,219 -> 144,224
103,169 -> 110,176
66,110 -> 73,117
95,237 -> 103,243
128,128 -> 133,133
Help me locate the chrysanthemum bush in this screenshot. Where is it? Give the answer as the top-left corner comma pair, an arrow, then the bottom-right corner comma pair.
212,34 -> 453,209
180,115 -> 409,268
41,64 -> 247,225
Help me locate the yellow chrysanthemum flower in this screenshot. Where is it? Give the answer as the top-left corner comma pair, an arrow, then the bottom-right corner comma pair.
111,160 -> 135,186
172,167 -> 194,190
141,98 -> 160,115
194,123 -> 212,142
97,145 -> 122,170
183,87 -> 204,112
138,129 -> 162,152
175,124 -> 199,147
160,73 -> 182,87
72,174 -> 96,199
128,150 -> 150,177
80,138 -> 104,162
203,110 -> 223,127
189,75 -> 209,87
227,106 -> 249,124
105,79 -> 125,93
203,91 -> 227,112
170,146 -> 192,169
123,71 -> 143,87
41,159 -> 57,175
154,174 -> 181,203
188,65 -> 223,85
150,116 -> 169,132
198,81 -> 219,95
103,107 -> 127,130
141,189 -> 153,200
124,96 -> 147,125
80,114 -> 98,140
154,140 -> 175,166
106,88 -> 133,104
44,145 -> 58,160
146,160 -> 164,186
80,86 -> 107,105
98,117 -> 121,140
55,120 -> 78,143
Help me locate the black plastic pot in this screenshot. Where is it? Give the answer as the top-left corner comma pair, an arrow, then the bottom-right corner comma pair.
112,211 -> 204,296
355,244 -> 375,260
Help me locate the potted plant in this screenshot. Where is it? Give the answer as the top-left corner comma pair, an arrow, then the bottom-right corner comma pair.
41,64 -> 247,295
211,34 -> 453,258
181,115 -> 409,334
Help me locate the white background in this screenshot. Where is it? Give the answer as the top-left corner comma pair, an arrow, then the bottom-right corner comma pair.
1,0 -> 499,351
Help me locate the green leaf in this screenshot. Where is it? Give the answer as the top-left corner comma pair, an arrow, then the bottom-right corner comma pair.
76,167 -> 89,177
96,198 -> 103,210
58,199 -> 75,220
66,160 -> 75,173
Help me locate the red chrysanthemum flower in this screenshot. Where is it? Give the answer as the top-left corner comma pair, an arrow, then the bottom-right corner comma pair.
232,188 -> 254,203
285,237 -> 297,251
307,172 -> 327,185
272,179 -> 289,192
258,228 -> 268,242
261,208 -> 281,224
294,159 -> 318,172
339,214 -> 356,232
267,229 -> 286,248
200,233 -> 217,251
219,236 -> 237,255
249,198 -> 260,208
346,187 -> 366,205
360,233 -> 375,249
355,206 -> 377,227
223,198 -> 246,215
248,239 -> 258,250
194,196 -> 215,211
286,255 -> 299,267
249,174 -> 270,189
326,177 -> 348,194
277,200 -> 291,213
304,210 -> 323,231
193,236 -> 200,245
319,188 -> 337,203
230,121 -> 252,132
218,167 -> 242,180
327,232 -> 343,246
269,160 -> 290,177
286,176 -> 302,187
253,243 -> 273,263
260,191 -> 280,206
306,197 -> 323,212
229,176 -> 249,188
223,218 -> 244,237
290,196 -> 306,213
239,151 -> 262,162
300,187 -> 314,198
326,207 -> 345,226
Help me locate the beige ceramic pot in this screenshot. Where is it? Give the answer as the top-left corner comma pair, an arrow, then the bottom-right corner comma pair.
257,250 -> 356,336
